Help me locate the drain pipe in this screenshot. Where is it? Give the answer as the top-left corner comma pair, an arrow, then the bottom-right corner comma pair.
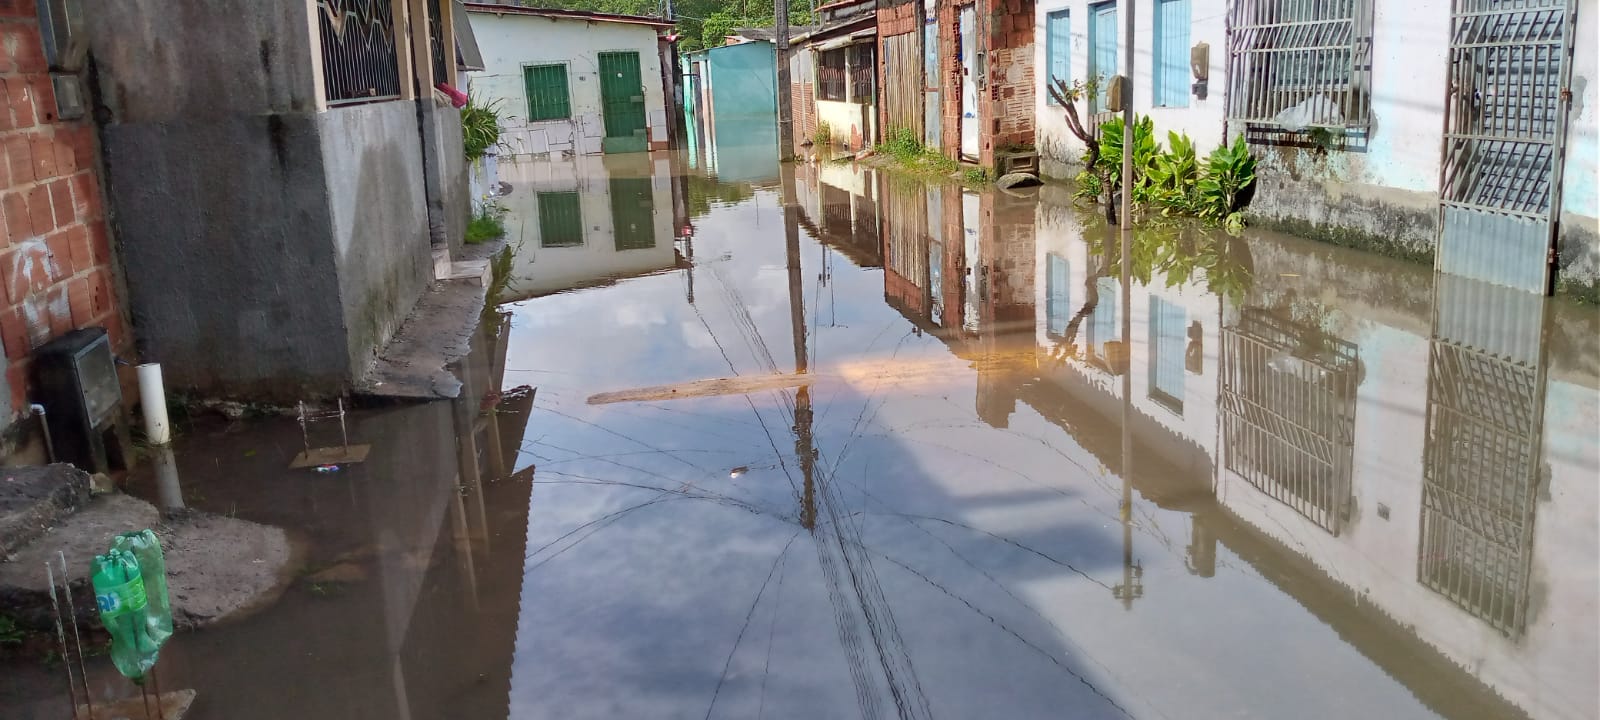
28,403 -> 55,463
137,363 -> 170,445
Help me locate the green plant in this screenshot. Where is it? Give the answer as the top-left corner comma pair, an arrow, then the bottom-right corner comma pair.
1196,135 -> 1257,222
1097,115 -> 1162,203
0,614 -> 24,645
813,121 -> 833,146
962,167 -> 991,186
878,127 -> 925,163
1072,168 -> 1103,202
465,204 -> 507,245
1148,131 -> 1199,213
461,95 -> 504,163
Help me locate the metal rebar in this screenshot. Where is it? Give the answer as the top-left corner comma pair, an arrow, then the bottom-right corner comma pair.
59,552 -> 94,719
45,563 -> 81,720
151,664 -> 165,720
141,682 -> 153,720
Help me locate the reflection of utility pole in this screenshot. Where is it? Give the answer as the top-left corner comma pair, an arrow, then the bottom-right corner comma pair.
783,166 -> 816,530
1112,218 -> 1142,610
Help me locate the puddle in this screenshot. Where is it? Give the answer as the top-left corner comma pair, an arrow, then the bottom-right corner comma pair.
2,155 -> 1594,720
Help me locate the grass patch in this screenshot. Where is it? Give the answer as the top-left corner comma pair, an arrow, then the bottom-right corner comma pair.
962,167 -> 992,187
813,121 -> 833,146
465,204 -> 507,245
874,128 -> 959,181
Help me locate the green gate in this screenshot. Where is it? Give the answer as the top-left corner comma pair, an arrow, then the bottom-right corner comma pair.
609,177 -> 655,250
598,51 -> 648,153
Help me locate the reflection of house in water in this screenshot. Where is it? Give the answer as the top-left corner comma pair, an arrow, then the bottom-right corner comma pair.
1220,308 -> 1359,535
1420,275 -> 1547,638
870,184 -> 1598,719
794,161 -> 883,268
500,155 -> 688,298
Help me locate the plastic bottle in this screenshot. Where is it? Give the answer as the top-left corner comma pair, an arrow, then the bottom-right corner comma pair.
111,530 -> 174,657
91,548 -> 156,681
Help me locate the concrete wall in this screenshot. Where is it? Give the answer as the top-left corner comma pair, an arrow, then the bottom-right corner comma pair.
419,96 -> 470,251
320,101 -> 432,382
466,12 -> 669,157
0,3 -> 128,449
1033,0 -> 1229,177
88,0 -> 435,399
817,99 -> 875,150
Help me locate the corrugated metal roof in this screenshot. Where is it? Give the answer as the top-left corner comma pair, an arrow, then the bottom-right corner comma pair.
461,2 -> 675,28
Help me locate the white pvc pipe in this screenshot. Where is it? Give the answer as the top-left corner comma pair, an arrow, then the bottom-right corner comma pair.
137,363 -> 171,446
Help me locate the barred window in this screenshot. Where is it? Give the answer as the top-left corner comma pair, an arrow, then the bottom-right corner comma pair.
819,48 -> 847,101
850,43 -> 875,103
1226,0 -> 1374,130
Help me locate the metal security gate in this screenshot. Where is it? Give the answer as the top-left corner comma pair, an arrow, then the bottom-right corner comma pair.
1436,0 -> 1577,294
599,51 -> 648,154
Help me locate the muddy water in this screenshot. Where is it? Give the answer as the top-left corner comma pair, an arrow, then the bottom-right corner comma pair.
3,155 -> 1596,719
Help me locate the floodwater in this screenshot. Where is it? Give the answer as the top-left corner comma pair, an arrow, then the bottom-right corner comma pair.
4,152 -> 1597,720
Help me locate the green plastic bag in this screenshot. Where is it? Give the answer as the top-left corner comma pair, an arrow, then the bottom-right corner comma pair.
111,530 -> 174,653
91,547 -> 161,681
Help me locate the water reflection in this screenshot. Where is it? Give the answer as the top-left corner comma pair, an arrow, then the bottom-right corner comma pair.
499,154 -> 690,299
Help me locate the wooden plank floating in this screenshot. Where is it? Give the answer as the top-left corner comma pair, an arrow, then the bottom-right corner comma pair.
586,374 -> 819,405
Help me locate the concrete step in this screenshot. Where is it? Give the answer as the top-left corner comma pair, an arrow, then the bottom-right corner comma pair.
0,464 -> 90,558
432,245 -> 453,281
448,259 -> 492,287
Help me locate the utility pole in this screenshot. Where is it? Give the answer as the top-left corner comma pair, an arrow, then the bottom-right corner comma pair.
775,0 -> 794,160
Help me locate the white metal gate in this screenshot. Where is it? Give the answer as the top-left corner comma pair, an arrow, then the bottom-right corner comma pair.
1435,0 -> 1577,294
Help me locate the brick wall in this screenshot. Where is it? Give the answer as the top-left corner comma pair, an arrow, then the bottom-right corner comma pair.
0,3 -> 125,422
877,2 -> 918,37
979,0 -> 1036,169
935,0 -> 1035,168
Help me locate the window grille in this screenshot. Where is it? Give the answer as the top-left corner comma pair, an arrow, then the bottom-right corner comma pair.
1226,0 -> 1374,129
317,0 -> 403,106
819,48 -> 847,101
850,43 -> 876,104
524,64 -> 572,122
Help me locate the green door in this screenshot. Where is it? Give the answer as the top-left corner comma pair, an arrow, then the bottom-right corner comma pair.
609,177 -> 655,250
598,51 -> 648,153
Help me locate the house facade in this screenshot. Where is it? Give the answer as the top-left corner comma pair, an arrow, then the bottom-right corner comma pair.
791,2 -> 880,152
466,5 -> 674,158
82,0 -> 471,402
1032,0 -> 1599,297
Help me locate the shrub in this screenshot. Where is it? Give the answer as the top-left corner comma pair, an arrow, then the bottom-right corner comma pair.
462,95 -> 504,163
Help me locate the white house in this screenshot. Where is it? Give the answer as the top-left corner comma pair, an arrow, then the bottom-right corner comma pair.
464,4 -> 674,157
1031,0 -> 1599,297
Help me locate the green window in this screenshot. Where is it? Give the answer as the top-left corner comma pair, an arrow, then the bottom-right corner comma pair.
537,192 -> 583,247
524,64 -> 571,122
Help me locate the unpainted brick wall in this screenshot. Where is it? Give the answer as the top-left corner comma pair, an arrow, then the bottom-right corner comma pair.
0,2 -> 127,420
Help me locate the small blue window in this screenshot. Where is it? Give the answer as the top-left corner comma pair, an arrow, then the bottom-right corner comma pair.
1154,0 -> 1191,108
1045,10 -> 1070,104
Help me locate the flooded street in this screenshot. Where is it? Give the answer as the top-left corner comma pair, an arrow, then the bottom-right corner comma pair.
5,153 -> 1596,719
